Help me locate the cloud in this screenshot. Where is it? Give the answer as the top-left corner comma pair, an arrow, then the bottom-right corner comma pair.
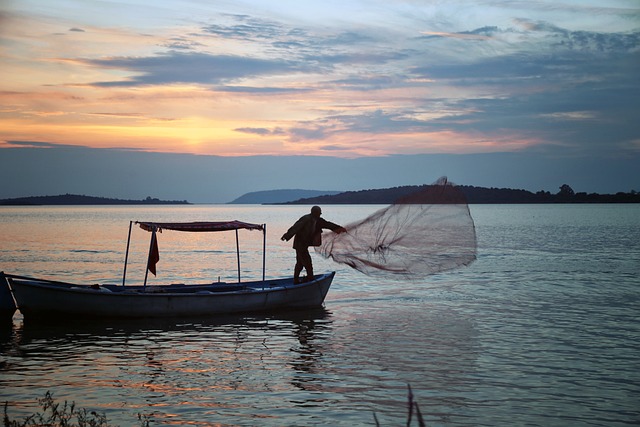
2,140 -> 77,149
319,145 -> 351,152
200,14 -> 377,47
403,21 -> 640,155
198,13 -> 392,66
328,75 -> 398,91
289,126 -> 330,142
419,29 -> 494,40
70,16 -> 402,89
218,86 -> 308,94
235,127 -> 286,136
162,36 -> 205,51
3,2 -> 638,165
324,110 -> 420,135
202,14 -> 290,41
234,111 -> 434,147
300,50 -> 408,67
69,27 -> 85,32
425,76 -> 640,154
514,19 -> 640,52
80,51 -> 303,87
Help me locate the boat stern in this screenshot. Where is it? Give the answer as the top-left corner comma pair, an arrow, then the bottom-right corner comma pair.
0,272 -> 17,321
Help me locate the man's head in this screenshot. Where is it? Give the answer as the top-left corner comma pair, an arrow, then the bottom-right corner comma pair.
311,205 -> 322,218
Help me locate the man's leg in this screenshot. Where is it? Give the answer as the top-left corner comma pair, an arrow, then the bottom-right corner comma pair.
300,248 -> 314,281
294,249 -> 305,284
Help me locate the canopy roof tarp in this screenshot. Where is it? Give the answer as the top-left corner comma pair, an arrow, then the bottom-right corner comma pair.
137,220 -> 264,233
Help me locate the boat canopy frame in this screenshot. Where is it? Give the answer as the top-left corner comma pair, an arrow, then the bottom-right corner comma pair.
122,220 -> 267,289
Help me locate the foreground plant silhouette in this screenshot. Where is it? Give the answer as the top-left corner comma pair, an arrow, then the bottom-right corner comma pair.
6,389 -> 424,426
374,385 -> 426,427
2,392 -> 150,427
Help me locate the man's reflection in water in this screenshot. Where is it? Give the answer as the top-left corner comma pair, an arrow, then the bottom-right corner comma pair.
289,309 -> 332,391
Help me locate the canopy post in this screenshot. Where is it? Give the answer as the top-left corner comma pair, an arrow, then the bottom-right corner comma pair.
262,224 -> 266,281
143,227 -> 157,291
121,221 -> 133,287
235,229 -> 241,283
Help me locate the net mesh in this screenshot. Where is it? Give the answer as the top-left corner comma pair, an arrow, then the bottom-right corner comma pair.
316,177 -> 477,280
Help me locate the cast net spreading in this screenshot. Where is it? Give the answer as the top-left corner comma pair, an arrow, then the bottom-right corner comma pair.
316,177 -> 477,281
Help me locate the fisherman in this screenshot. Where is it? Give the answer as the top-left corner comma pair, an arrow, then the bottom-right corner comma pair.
281,206 -> 346,284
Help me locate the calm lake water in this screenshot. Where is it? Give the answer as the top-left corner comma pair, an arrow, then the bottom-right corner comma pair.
1,204 -> 639,426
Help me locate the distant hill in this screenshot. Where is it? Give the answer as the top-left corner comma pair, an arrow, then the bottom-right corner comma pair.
277,184 -> 640,204
279,186 -> 421,204
0,194 -> 190,206
228,189 -> 341,204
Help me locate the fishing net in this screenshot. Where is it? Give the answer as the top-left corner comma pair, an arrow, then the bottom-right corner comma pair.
316,177 -> 477,280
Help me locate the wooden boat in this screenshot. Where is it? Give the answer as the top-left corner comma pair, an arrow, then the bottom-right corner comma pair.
5,220 -> 335,319
6,273 -> 335,319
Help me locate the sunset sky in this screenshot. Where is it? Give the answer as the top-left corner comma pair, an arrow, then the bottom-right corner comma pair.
1,0 -> 639,201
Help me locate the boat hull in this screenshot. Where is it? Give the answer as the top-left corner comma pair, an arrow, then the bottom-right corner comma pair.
8,272 -> 335,319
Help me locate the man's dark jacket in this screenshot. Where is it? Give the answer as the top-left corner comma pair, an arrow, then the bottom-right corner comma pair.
282,214 -> 342,250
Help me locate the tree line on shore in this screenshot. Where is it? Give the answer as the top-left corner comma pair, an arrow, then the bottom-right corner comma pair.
0,194 -> 190,206
2,184 -> 638,206
280,184 -> 640,204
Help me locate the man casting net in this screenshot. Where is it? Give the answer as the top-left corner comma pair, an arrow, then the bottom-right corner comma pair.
316,177 -> 477,281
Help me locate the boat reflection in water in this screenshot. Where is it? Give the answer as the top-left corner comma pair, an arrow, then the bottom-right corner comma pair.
3,307 -> 335,419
